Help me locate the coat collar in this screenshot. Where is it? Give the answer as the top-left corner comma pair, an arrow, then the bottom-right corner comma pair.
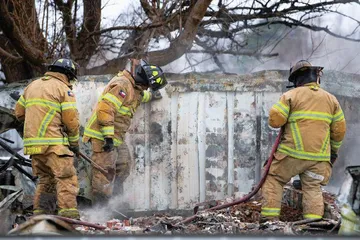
44,71 -> 72,88
303,82 -> 320,90
122,70 -> 135,87
121,70 -> 144,91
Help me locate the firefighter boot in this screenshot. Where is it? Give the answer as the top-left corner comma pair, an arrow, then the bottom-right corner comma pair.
58,208 -> 80,220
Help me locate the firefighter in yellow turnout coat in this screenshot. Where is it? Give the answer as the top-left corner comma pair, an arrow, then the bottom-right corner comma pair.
261,60 -> 346,220
15,59 -> 81,219
83,59 -> 167,204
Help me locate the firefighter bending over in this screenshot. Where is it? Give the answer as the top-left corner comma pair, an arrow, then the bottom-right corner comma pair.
83,59 -> 167,205
15,59 -> 81,219
261,60 -> 346,221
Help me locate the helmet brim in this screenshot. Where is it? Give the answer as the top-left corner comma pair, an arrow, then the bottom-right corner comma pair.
288,66 -> 324,82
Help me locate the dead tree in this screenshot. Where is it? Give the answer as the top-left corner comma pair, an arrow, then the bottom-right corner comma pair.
0,0 -> 359,82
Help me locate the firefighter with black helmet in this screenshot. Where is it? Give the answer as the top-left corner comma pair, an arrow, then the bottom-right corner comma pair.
14,58 -> 81,219
83,58 -> 167,205
260,60 -> 346,221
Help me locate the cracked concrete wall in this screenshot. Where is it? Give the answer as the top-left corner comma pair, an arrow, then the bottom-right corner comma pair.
0,70 -> 358,211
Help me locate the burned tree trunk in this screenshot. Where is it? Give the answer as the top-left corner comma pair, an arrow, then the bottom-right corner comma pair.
0,35 -> 38,83
1,61 -> 35,83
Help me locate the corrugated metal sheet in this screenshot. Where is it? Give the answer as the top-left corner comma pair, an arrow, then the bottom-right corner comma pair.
71,71 -> 284,211
0,70 -> 358,211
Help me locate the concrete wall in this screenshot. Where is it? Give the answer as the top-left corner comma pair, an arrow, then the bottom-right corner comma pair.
0,70 -> 359,211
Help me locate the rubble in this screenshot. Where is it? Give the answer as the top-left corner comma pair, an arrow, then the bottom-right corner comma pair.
0,189 -> 23,212
1,182 -> 343,236
57,188 -> 339,235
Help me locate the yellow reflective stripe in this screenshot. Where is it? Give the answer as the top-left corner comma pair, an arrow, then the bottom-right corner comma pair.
261,207 -> 281,217
18,95 -> 26,107
86,112 -> 97,128
273,101 -> 289,117
33,209 -> 47,214
37,109 -> 57,137
24,137 -> 69,146
119,106 -> 132,116
303,214 -> 322,219
25,98 -> 61,112
290,122 -> 304,151
84,128 -> 123,146
26,99 -> 61,111
61,102 -> 77,111
333,110 -> 345,122
289,111 -> 332,123
84,128 -> 103,140
102,93 -> 123,112
142,91 -> 151,103
113,138 -> 122,146
101,126 -> 114,136
330,139 -> 342,150
68,134 -> 79,142
58,208 -> 78,214
278,144 -> 330,161
101,93 -> 132,116
321,131 -> 330,153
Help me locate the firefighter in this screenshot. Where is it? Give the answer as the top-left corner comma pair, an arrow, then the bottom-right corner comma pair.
14,58 -> 80,219
261,60 -> 346,221
83,59 -> 167,205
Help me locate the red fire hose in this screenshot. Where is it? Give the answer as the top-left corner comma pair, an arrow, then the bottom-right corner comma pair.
177,128 -> 283,225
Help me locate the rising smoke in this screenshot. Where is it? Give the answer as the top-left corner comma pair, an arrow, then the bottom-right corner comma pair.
81,191 -> 133,223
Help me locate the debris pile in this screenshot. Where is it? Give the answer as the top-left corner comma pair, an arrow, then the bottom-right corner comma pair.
5,185 -> 341,235
67,188 -> 339,235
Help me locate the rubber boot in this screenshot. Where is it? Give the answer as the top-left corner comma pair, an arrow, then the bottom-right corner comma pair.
58,208 -> 80,220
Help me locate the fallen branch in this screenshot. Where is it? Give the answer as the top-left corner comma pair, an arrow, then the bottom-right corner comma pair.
290,218 -> 322,234
196,221 -> 224,225
328,219 -> 341,233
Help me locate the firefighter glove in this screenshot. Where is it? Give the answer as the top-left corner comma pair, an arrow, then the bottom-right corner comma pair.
103,138 -> 114,152
330,152 -> 338,166
150,89 -> 162,100
69,146 -> 80,156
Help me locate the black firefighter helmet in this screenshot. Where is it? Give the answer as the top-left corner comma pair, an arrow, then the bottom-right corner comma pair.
134,60 -> 167,91
288,60 -> 323,88
48,58 -> 79,81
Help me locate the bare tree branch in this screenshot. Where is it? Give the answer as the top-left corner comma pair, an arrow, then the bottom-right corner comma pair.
1,0 -> 360,82
188,49 -> 278,58
90,22 -> 167,36
54,0 -> 77,53
87,0 -> 212,74
0,46 -> 22,62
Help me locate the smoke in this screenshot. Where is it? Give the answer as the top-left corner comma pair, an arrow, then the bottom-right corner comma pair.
81,191 -> 133,223
162,3 -> 360,75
